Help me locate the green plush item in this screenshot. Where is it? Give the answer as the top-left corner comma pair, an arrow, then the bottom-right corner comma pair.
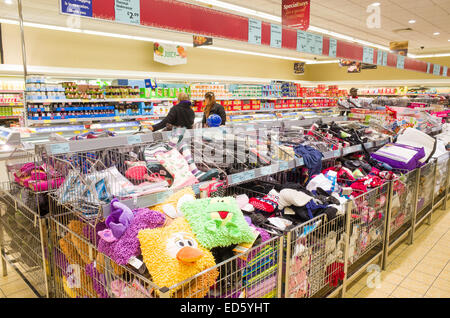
180,197 -> 257,249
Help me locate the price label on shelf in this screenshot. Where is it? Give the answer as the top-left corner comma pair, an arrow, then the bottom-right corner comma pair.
260,166 -> 273,176
231,170 -> 255,184
50,143 -> 70,155
69,118 -> 76,122
329,38 -> 337,57
279,161 -> 289,171
115,0 -> 140,25
297,30 -> 308,52
443,66 -> 448,77
295,157 -> 304,167
427,62 -> 431,73
270,24 -> 282,48
377,50 -> 384,65
397,55 -> 405,69
44,120 -> 51,124
382,51 -> 388,66
248,18 -> 262,45
127,135 -> 142,145
433,64 -> 441,76
363,47 -> 374,64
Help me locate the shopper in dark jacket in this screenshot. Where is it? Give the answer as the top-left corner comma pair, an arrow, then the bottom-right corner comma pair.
202,92 -> 227,127
151,92 -> 195,132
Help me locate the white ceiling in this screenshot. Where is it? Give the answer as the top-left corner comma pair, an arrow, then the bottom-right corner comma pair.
187,0 -> 450,55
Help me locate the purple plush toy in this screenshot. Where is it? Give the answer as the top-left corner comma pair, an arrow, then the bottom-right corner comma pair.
98,199 -> 135,243
98,208 -> 166,266
85,263 -> 109,298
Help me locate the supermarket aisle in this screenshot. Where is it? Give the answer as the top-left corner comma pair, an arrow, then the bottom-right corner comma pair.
0,201 -> 449,298
348,202 -> 450,298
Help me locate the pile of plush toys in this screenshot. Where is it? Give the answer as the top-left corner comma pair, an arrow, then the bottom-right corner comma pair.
56,187 -> 278,298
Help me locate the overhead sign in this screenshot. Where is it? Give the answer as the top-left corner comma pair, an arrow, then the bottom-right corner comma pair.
153,43 -> 187,66
282,0 -> 310,30
294,62 -> 305,75
61,0 -> 92,17
193,35 -> 213,47
390,41 -> 409,56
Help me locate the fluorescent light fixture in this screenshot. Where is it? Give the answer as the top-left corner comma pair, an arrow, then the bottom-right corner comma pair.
191,0 -> 281,22
370,2 -> 381,6
414,53 -> 450,58
433,32 -> 440,36
409,20 -> 416,24
4,0 -> 13,5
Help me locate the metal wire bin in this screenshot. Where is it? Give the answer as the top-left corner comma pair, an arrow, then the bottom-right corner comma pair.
284,213 -> 347,298
47,173 -> 284,299
432,152 -> 449,210
343,182 -> 389,287
415,160 -> 437,226
0,147 -> 54,298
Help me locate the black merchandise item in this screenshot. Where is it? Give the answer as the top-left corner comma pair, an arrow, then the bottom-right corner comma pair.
152,100 -> 195,132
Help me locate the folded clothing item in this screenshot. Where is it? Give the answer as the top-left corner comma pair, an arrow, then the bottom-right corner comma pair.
294,144 -> 324,177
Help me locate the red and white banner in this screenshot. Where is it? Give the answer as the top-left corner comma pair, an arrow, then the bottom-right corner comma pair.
282,0 -> 310,30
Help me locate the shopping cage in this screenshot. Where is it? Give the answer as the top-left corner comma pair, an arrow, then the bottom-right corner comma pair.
432,152 -> 450,210
48,186 -> 284,298
284,213 -> 347,298
383,168 -> 420,257
0,147 -> 54,297
415,160 -> 437,227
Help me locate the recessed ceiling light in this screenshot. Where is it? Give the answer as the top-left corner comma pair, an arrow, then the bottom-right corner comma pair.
408,20 -> 416,24
4,0 -> 13,5
433,32 -> 440,35
371,2 -> 381,6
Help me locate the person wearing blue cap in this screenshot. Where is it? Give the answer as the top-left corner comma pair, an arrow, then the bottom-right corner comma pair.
202,92 -> 227,127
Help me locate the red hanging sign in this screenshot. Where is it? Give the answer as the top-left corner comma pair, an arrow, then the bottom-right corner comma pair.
282,0 -> 310,30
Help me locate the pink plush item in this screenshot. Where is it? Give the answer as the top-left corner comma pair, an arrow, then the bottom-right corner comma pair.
125,165 -> 148,181
28,178 -> 65,192
30,170 -> 47,181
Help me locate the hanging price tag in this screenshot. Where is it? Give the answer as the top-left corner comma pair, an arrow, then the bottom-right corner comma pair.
363,47 -> 374,64
248,18 -> 262,45
115,0 -> 140,25
397,55 -> 405,69
329,38 -> 337,57
270,24 -> 282,48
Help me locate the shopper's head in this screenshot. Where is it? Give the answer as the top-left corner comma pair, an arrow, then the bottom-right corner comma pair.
204,92 -> 216,119
177,92 -> 190,103
350,88 -> 358,98
204,92 -> 216,107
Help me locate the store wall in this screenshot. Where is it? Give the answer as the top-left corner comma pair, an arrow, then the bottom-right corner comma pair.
2,23 -> 449,83
304,56 -> 450,82
1,24 -> 303,81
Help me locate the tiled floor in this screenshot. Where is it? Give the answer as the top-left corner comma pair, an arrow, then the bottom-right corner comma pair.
0,201 -> 449,298
348,202 -> 450,298
0,263 -> 38,298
